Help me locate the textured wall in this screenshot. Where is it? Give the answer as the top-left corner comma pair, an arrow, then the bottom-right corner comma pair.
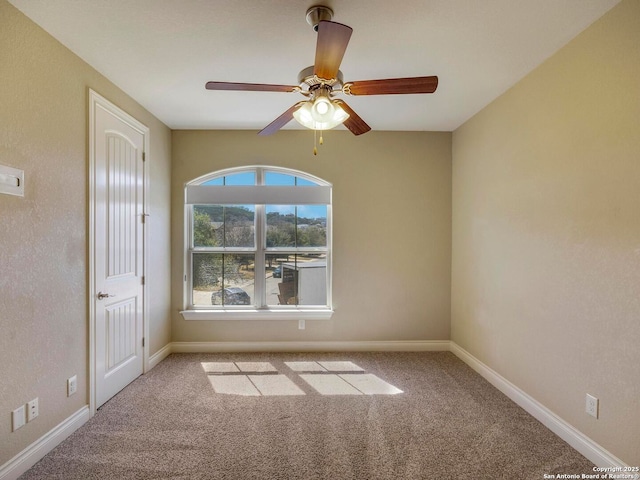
452,0 -> 640,465
171,130 -> 452,343
0,1 -> 171,464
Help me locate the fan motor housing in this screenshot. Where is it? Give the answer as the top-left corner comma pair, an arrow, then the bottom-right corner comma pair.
306,6 -> 334,31
297,66 -> 344,93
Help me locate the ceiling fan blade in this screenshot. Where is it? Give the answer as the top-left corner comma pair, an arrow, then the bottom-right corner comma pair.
314,21 -> 353,80
258,102 -> 305,136
334,99 -> 371,136
345,76 -> 438,95
206,81 -> 298,93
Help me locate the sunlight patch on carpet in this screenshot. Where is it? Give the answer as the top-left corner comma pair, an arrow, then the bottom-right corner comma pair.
203,360 -> 403,396
249,374 -> 305,396
208,374 -> 261,396
318,361 -> 365,372
299,374 -> 364,395
236,362 -> 278,373
201,362 -> 240,373
284,361 -> 328,372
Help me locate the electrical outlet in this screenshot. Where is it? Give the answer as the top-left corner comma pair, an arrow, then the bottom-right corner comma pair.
586,394 -> 599,418
12,405 -> 26,431
67,375 -> 77,396
27,398 -> 39,422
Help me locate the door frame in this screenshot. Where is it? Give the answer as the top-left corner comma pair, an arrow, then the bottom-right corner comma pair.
88,89 -> 150,415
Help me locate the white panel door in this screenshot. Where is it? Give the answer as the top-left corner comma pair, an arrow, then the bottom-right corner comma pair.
93,99 -> 145,408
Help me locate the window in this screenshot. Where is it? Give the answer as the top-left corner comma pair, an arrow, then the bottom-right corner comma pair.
182,167 -> 332,320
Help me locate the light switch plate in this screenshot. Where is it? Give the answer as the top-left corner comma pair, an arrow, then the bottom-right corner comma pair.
12,405 -> 26,431
0,164 -> 24,197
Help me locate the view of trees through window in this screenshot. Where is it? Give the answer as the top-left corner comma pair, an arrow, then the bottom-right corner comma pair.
188,168 -> 330,308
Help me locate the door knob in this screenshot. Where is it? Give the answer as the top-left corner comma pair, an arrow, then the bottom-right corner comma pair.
97,292 -> 114,300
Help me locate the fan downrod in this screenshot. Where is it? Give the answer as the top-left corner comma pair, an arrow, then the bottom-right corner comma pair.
306,6 -> 333,32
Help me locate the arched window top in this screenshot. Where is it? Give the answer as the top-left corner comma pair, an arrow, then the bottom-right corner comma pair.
188,166 -> 331,188
185,166 -> 331,206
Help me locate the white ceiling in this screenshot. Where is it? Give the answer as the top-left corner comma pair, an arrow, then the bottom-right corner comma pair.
9,0 -> 619,132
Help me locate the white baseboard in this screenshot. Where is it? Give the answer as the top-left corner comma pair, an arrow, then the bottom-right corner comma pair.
0,406 -> 90,480
148,343 -> 172,370
169,340 -> 451,353
449,342 -> 629,469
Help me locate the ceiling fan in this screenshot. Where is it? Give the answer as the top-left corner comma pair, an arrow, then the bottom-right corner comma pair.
205,6 -> 438,142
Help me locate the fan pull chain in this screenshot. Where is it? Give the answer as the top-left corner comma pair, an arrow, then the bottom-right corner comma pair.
313,129 -> 318,155
312,128 -> 326,155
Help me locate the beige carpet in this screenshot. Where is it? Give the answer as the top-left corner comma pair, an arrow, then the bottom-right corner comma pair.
20,352 -> 594,479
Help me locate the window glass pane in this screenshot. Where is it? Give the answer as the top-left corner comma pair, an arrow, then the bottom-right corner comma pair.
224,172 -> 255,185
192,252 -> 222,305
193,206 -> 223,247
266,205 -> 327,248
265,172 -> 321,186
266,206 -> 296,247
296,205 -> 327,248
265,172 -> 295,186
201,177 -> 224,186
201,172 -> 255,186
265,253 -> 293,305
193,205 -> 255,248
295,177 -> 318,186
193,253 -> 255,306
266,254 -> 327,306
224,205 -> 255,248
218,253 -> 255,305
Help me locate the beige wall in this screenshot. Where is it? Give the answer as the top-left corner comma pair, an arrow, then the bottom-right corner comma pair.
0,1 -> 172,464
451,0 -> 640,465
172,130 -> 452,343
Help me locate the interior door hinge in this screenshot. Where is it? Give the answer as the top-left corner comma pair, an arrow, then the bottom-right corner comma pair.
141,276 -> 145,285
142,213 -> 149,223
142,151 -> 146,162
142,337 -> 145,348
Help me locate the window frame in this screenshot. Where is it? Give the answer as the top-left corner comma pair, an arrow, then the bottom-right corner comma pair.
181,166 -> 333,320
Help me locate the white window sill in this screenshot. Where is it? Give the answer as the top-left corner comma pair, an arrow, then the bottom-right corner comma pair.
180,308 -> 334,321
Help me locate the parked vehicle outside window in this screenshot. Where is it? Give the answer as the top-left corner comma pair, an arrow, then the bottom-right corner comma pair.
211,287 -> 251,306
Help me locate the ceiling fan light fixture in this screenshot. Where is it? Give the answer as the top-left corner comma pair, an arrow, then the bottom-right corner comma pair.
312,96 -> 333,120
293,100 -> 349,131
294,86 -> 349,131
